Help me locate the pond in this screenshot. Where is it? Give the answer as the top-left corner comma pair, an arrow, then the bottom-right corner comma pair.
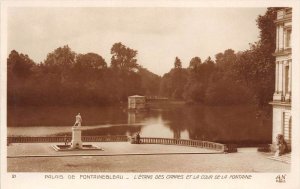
7,103 -> 272,145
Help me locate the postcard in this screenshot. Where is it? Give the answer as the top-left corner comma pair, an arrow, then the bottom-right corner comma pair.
1,0 -> 300,189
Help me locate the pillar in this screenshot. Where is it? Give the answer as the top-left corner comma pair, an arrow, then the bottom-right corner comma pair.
289,60 -> 292,95
276,26 -> 279,51
282,61 -> 286,101
275,61 -> 279,93
279,24 -> 284,50
285,60 -> 291,101
71,126 -> 83,149
273,61 -> 283,101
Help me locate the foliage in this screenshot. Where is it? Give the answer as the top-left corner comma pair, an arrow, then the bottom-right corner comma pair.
160,8 -> 277,107
8,8 -> 277,107
111,42 -> 138,72
7,50 -> 34,79
138,66 -> 161,96
7,43 -> 160,106
234,8 -> 278,107
183,56 -> 215,103
7,50 -> 36,105
174,57 -> 182,69
160,57 -> 188,100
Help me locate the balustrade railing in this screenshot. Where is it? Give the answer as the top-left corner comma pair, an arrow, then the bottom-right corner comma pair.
7,136 -> 228,152
7,135 -> 128,144
138,137 -> 225,152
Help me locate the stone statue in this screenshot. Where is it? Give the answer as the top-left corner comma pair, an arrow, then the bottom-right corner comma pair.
71,113 -> 83,149
275,134 -> 288,156
74,113 -> 82,126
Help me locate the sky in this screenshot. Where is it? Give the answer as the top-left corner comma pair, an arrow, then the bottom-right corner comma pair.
8,7 -> 267,76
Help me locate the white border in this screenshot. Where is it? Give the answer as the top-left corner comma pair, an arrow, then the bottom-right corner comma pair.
1,1 -> 300,189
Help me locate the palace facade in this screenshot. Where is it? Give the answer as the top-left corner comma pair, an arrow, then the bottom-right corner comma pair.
270,8 -> 292,146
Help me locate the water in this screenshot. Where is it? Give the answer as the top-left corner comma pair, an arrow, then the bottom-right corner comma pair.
7,103 -> 272,144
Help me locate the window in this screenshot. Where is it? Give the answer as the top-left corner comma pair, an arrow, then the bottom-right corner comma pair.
285,29 -> 291,48
285,65 -> 289,94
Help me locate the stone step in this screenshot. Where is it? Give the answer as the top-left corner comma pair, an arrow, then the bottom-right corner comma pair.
267,153 -> 291,164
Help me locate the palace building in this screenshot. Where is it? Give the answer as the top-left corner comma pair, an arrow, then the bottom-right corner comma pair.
270,8 -> 292,147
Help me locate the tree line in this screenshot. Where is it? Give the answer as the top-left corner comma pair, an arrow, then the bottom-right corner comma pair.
159,8 -> 277,107
8,8 -> 277,107
7,42 -> 160,106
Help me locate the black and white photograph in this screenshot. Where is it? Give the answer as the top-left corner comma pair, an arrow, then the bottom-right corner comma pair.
1,0 -> 300,189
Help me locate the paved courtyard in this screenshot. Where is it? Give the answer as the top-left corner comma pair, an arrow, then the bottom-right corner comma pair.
7,142 -> 290,172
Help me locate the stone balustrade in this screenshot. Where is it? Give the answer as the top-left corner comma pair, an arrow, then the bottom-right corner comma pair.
139,137 -> 225,152
7,135 -> 128,144
7,136 -> 228,152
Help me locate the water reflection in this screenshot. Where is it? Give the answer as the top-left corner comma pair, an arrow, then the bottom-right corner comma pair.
7,103 -> 272,144
82,125 -> 141,136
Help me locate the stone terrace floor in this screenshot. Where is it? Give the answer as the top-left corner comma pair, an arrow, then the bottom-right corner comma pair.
7,142 -> 290,172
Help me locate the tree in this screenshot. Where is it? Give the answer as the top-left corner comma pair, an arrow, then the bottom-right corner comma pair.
257,8 -> 278,55
215,49 -> 237,73
160,57 -> 188,100
203,56 -> 214,65
110,42 -> 143,100
183,56 -> 216,103
7,50 -> 38,105
111,42 -> 138,72
7,45 -> 161,106
234,8 -> 278,107
73,53 -> 107,83
189,57 -> 201,70
174,57 -> 182,69
76,53 -> 107,70
205,78 -> 252,105
138,66 -> 161,96
7,50 -> 34,79
44,45 -> 75,67
43,45 -> 76,84
234,50 -> 253,86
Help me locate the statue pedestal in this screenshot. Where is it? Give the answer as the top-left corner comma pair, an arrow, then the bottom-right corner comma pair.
52,124 -> 104,151
71,126 -> 83,149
